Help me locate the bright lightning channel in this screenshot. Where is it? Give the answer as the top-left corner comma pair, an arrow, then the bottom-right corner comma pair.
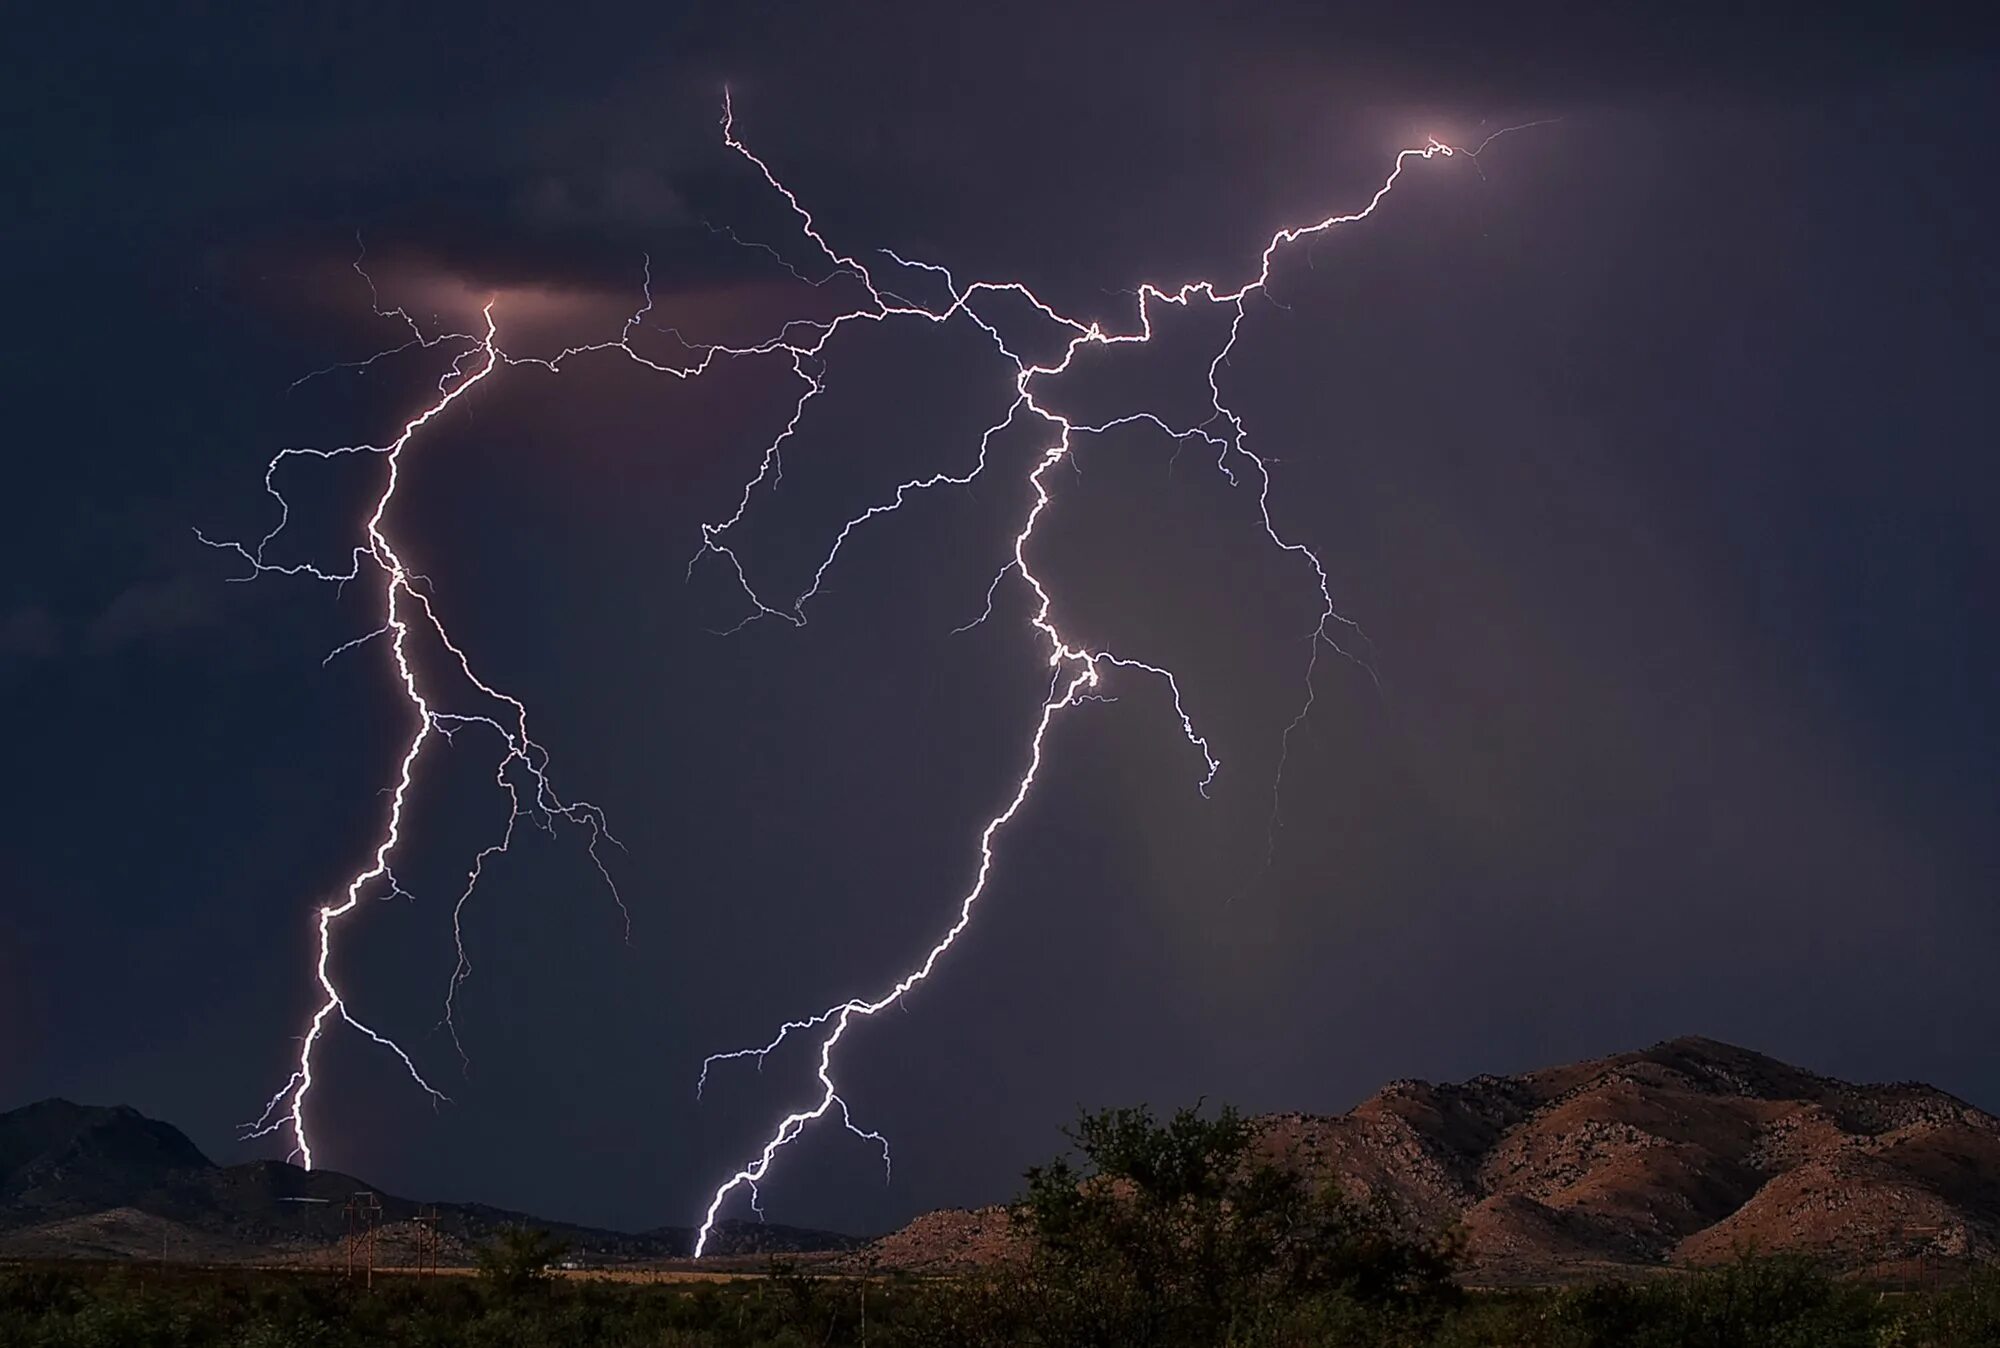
210,93 -> 1536,1232
208,306 -> 631,1166
686,103 -> 1540,1255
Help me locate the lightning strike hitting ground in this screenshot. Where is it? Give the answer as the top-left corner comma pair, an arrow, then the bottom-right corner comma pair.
213,92 -> 1538,1223
207,305 -> 629,1167
684,100 -> 1544,1255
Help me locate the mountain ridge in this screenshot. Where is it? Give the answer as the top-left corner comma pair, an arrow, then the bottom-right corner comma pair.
0,1098 -> 853,1264
864,1037 -> 2000,1282
16,1039 -> 1995,1278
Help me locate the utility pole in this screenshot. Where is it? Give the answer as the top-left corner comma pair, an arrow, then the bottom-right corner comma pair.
411,1206 -> 442,1275
1893,1222 -> 1944,1294
343,1192 -> 383,1288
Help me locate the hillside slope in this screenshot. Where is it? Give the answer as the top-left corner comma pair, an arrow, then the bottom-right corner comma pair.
870,1038 -> 2000,1281
0,1099 -> 852,1263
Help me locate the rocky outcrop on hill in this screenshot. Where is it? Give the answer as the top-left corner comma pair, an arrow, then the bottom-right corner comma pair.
853,1205 -> 1022,1273
1269,1038 -> 2000,1280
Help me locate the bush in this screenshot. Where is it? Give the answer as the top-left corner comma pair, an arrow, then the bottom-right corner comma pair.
472,1226 -> 570,1295
1887,1265 -> 2000,1347
982,1103 -> 1458,1347
1545,1256 -> 1885,1348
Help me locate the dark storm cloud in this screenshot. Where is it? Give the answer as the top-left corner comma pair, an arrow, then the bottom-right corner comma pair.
24,1 -> 1978,305
1243,2 -> 1991,103
514,166 -> 691,234
12,7 -> 735,295
83,577 -> 223,654
6,0 -> 1997,1242
1,582 -> 236,667
0,607 -> 60,662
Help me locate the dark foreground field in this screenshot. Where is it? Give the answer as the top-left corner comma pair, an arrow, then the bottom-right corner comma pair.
8,1256 -> 2000,1348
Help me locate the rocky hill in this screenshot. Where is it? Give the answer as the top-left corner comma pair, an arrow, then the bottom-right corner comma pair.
865,1038 -> 2000,1282
0,1098 -> 853,1264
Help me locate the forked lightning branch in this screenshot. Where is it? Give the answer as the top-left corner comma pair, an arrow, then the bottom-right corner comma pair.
206,95 -> 1538,1256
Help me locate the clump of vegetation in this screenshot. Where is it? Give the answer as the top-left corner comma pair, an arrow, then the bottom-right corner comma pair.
1540,1256 -> 1888,1348
1882,1267 -> 2000,1348
473,1224 -> 570,1295
952,1102 -> 1457,1347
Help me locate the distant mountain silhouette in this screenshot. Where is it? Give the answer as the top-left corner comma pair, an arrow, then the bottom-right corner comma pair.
866,1038 -> 2000,1282
0,1099 -> 853,1264
1,1099 -> 213,1216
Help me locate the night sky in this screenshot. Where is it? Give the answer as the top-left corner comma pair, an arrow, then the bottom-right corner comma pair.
7,5 -> 1997,1238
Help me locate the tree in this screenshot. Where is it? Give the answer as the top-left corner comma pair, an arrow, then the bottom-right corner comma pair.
475,1225 -> 570,1294
1006,1104 -> 1455,1347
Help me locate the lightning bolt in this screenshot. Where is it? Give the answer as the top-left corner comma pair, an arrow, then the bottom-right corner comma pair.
208,303 -> 630,1166
213,92 -> 1540,1219
685,101 -> 1542,1255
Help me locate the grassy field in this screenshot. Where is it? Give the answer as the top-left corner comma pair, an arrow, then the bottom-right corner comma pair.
249,1263 -> 779,1285
8,1255 -> 2000,1347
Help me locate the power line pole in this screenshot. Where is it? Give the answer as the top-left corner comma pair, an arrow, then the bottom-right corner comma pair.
343,1192 -> 383,1288
412,1206 -> 441,1276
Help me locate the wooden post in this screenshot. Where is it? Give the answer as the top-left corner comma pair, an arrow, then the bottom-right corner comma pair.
344,1192 -> 383,1287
